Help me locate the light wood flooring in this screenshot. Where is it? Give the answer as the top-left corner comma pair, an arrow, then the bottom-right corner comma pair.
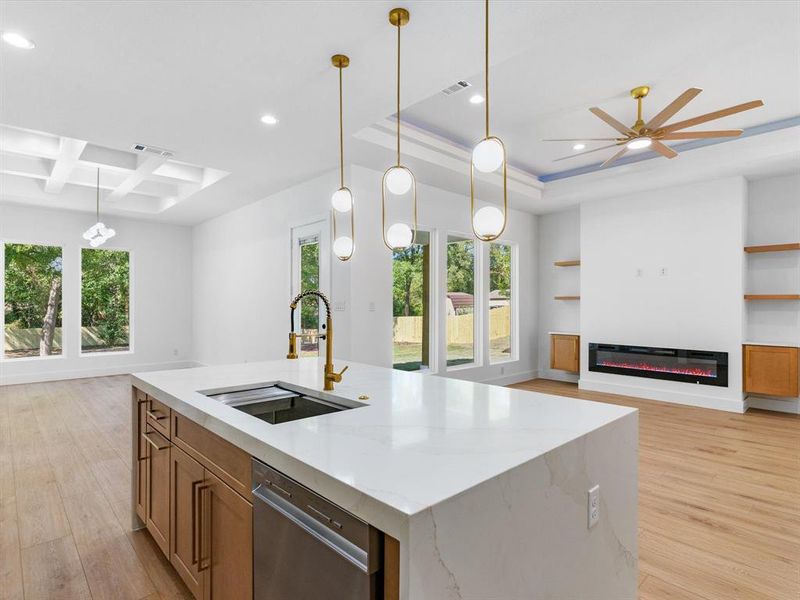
513,379 -> 800,600
0,375 -> 797,599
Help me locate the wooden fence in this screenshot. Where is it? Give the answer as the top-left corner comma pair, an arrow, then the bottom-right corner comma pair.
393,305 -> 510,344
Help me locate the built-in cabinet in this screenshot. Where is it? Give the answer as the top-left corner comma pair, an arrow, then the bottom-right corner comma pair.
743,344 -> 799,398
134,389 -> 253,600
550,334 -> 580,373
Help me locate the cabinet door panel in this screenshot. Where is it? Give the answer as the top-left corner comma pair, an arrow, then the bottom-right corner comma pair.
170,444 -> 205,600
203,471 -> 252,600
145,429 -> 171,557
744,345 -> 799,397
551,335 -> 580,373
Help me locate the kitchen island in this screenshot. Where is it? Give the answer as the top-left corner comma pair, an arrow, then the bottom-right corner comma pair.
131,358 -> 637,600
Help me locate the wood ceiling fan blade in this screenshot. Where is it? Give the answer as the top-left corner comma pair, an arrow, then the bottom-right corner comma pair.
600,146 -> 628,168
650,140 -> 678,159
589,107 -> 634,135
645,87 -> 702,131
543,138 -> 621,142
553,143 -> 622,162
659,130 -> 742,140
660,100 -> 764,133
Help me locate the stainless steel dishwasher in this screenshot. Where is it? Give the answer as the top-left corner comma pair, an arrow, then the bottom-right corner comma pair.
252,459 -> 382,599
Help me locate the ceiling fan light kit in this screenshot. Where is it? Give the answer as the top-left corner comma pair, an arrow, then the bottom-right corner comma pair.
547,84 -> 763,168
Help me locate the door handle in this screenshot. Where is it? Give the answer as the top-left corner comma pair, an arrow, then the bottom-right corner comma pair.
192,480 -> 210,567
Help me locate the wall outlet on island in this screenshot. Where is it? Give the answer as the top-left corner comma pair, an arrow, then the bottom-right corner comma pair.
588,484 -> 600,528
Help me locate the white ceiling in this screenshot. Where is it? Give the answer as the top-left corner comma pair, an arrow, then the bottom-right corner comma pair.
1,1 -> 798,225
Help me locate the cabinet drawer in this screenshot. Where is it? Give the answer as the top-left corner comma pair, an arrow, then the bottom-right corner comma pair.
146,395 -> 172,439
172,413 -> 251,500
744,345 -> 799,397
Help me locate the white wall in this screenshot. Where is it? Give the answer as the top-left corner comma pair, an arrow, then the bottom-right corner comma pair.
192,164 -> 539,384
537,207 -> 580,382
579,177 -> 747,412
0,204 -> 193,384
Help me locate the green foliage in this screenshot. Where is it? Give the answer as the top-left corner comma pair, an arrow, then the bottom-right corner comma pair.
81,249 -> 130,349
4,244 -> 63,329
447,239 -> 474,295
490,243 -> 511,297
299,241 -> 319,330
392,244 -> 425,317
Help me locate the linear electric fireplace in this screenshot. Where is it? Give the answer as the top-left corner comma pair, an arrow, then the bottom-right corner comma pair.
589,343 -> 728,387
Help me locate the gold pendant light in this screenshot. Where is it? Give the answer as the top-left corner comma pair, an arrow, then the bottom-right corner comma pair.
470,0 -> 507,242
381,7 -> 418,251
330,53 -> 355,261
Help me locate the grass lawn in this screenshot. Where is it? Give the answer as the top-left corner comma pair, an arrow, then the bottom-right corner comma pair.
393,336 -> 511,370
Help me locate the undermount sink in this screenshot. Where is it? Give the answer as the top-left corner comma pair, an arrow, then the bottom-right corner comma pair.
204,384 -> 362,424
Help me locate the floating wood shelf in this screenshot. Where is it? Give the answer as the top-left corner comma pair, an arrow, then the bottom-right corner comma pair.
554,295 -> 580,300
744,294 -> 800,301
554,260 -> 581,267
744,243 -> 800,253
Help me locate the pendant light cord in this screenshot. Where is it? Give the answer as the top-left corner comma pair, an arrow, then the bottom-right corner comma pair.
338,64 -> 344,189
96,167 -> 100,222
396,19 -> 401,166
485,0 -> 490,139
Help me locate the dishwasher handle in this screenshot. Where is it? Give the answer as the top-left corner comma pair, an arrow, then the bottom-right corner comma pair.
253,483 -> 369,573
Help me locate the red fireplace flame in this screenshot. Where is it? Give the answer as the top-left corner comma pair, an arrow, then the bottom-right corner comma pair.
598,360 -> 715,378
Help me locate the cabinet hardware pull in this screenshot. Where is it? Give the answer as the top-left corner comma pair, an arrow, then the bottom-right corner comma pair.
198,483 -> 212,572
266,479 -> 292,498
306,504 -> 342,528
191,480 -> 205,565
142,432 -> 169,451
146,409 -> 168,421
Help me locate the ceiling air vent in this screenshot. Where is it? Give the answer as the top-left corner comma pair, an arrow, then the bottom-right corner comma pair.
441,80 -> 471,96
132,143 -> 174,158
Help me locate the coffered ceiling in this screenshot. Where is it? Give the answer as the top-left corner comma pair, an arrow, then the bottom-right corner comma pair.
1,1 -> 798,224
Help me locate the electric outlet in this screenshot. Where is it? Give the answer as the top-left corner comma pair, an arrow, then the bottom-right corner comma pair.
500,366 -> 505,375
333,300 -> 346,312
635,268 -> 643,277
368,301 -> 376,312
588,485 -> 600,528
659,267 -> 668,276
173,348 -> 178,357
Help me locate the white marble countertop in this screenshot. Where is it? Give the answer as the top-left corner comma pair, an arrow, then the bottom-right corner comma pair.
743,340 -> 799,348
132,359 -> 634,528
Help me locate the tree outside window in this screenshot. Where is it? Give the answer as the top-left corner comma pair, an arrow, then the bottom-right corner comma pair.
3,244 -> 63,358
489,243 -> 512,362
81,248 -> 130,353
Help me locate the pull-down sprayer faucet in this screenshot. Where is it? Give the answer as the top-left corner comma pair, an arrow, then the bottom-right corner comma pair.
287,290 -> 347,391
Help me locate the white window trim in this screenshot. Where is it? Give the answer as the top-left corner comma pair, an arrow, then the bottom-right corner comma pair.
290,219 -> 331,358
78,245 -> 134,357
0,240 -> 67,362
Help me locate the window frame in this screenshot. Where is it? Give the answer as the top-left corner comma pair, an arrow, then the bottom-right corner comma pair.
290,220 -> 331,358
488,240 -> 517,365
444,230 -> 481,372
78,245 -> 134,357
1,240 -> 67,362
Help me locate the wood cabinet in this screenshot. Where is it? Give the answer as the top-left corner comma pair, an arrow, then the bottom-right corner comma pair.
744,345 -> 799,397
551,334 -> 580,373
170,444 -> 205,599
144,428 -> 171,557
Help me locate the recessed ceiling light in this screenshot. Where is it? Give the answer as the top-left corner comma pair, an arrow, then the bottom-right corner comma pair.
260,114 -> 278,125
2,31 -> 35,49
573,143 -> 586,150
469,94 -> 485,105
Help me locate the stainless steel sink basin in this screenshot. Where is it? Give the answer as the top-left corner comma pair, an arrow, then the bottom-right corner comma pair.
204,384 -> 361,424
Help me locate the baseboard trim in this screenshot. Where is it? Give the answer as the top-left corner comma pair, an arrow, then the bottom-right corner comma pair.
0,360 -> 202,386
746,394 -> 800,415
481,369 -> 539,386
579,378 -> 746,413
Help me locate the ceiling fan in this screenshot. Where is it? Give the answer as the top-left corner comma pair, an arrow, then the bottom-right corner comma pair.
545,86 -> 764,168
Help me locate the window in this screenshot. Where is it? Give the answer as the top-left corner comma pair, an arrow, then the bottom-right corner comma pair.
392,231 -> 431,371
81,248 -> 130,353
489,242 -> 513,363
298,235 -> 320,357
3,243 -> 63,358
446,234 -> 475,367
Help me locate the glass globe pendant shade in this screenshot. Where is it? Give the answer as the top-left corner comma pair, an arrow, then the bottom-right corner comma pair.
385,166 -> 413,195
472,138 -> 504,173
385,223 -> 413,249
331,187 -> 353,213
332,236 -> 354,259
472,206 -> 505,239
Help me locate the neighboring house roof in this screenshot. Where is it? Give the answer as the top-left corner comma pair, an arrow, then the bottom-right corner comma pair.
446,292 -> 474,310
